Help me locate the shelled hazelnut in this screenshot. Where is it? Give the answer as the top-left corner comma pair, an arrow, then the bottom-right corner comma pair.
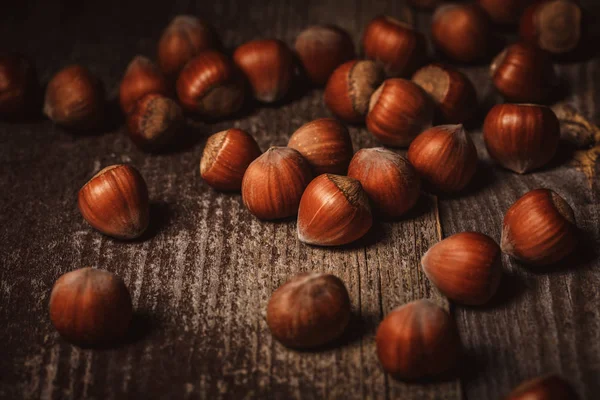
119,56 -> 169,115
126,93 -> 183,151
0,53 -> 39,118
478,0 -> 532,25
505,374 -> 579,400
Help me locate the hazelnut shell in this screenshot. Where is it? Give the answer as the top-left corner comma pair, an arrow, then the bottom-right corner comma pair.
119,56 -> 169,115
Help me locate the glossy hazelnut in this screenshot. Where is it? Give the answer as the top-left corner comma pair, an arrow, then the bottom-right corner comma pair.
324,60 -> 384,123
0,53 -> 38,118
43,65 -> 104,129
362,16 -> 427,77
347,148 -> 420,218
267,272 -> 351,348
366,78 -> 433,147
295,25 -> 355,86
484,104 -> 559,174
200,128 -> 261,191
376,300 -> 460,380
478,0 -> 532,25
242,147 -> 312,220
297,174 -> 372,246
288,118 -> 354,175
176,50 -> 245,118
505,375 -> 579,400
78,164 -> 150,239
412,63 -> 477,124
119,56 -> 168,114
49,268 -> 132,346
431,4 -> 492,63
408,124 -> 477,192
520,0 -> 582,55
233,39 -> 294,103
490,42 -> 556,103
422,232 -> 502,305
157,15 -> 218,78
408,0 -> 443,9
126,93 -> 183,151
502,189 -> 577,266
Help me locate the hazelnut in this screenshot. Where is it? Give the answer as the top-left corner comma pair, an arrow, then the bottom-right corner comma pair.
297,174 -> 372,246
520,0 -> 582,55
505,374 -> 579,400
478,0 -> 532,25
176,50 -> 245,118
366,78 -> 433,147
119,56 -> 169,115
49,267 -> 132,346
376,300 -> 460,380
490,42 -> 556,103
431,4 -> 492,63
295,25 -> 355,86
233,39 -> 295,103
267,272 -> 351,348
200,128 -> 261,191
347,148 -> 420,218
241,147 -> 312,220
408,124 -> 478,193
157,15 -> 219,78
43,65 -> 104,129
501,189 -> 577,266
422,232 -> 503,305
78,164 -> 150,239
483,103 -> 560,174
0,53 -> 39,118
412,63 -> 477,124
324,60 -> 384,123
408,0 -> 443,9
362,16 -> 427,77
287,118 -> 354,175
126,93 -> 183,151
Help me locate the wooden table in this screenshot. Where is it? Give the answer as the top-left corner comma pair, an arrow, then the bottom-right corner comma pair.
1,1 -> 598,399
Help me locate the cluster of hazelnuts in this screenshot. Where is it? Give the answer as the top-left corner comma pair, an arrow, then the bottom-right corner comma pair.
0,0 -> 585,397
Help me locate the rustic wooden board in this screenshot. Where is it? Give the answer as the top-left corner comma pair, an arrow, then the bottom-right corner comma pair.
0,0 -> 597,399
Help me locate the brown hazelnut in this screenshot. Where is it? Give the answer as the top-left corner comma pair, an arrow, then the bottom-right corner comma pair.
119,56 -> 169,115
502,189 -> 577,266
200,128 -> 261,191
176,50 -> 245,118
490,42 -> 556,103
483,103 -> 560,174
241,147 -> 312,220
505,374 -> 580,400
324,60 -> 384,123
362,16 -> 427,77
412,63 -> 477,124
431,4 -> 492,63
78,164 -> 150,239
366,78 -> 433,147
478,0 -> 532,25
520,0 -> 582,55
157,15 -> 219,78
126,93 -> 183,151
347,148 -> 420,218
49,267 -> 132,346
297,174 -> 372,246
0,53 -> 39,118
422,232 -> 503,305
376,300 -> 460,380
266,272 -> 351,348
408,124 -> 478,192
43,65 -> 104,129
295,25 -> 355,86
287,118 -> 354,175
233,39 -> 295,103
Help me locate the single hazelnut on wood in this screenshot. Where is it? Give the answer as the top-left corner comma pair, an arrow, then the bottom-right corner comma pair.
0,53 -> 39,118
505,374 -> 580,400
78,164 -> 150,239
297,174 -> 372,246
267,272 -> 351,348
324,60 -> 384,123
295,25 -> 355,86
288,118 -> 354,175
200,128 -> 261,191
49,267 -> 132,346
478,0 -> 532,25
502,189 -> 577,266
119,56 -> 169,115
347,148 -> 420,218
376,300 -> 461,380
241,147 -> 312,220
126,93 -> 183,151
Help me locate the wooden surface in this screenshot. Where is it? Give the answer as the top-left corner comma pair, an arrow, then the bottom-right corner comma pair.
0,1 -> 598,399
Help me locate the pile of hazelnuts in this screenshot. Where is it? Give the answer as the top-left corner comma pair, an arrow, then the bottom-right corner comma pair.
0,0 -> 586,397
